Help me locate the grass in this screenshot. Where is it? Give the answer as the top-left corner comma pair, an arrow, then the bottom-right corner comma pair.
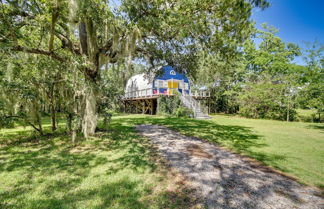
114,114 -> 324,188
0,117 -> 195,209
1,114 -> 323,208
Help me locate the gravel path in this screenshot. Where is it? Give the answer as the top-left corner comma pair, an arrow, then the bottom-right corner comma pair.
136,124 -> 323,209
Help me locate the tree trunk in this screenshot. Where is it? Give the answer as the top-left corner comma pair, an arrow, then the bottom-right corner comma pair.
71,105 -> 80,143
81,82 -> 97,138
286,96 -> 290,122
78,19 -> 100,138
48,82 -> 57,131
30,102 -> 44,135
36,111 -> 43,136
72,130 -> 76,143
50,102 -> 57,131
66,113 -> 73,133
319,112 -> 321,123
286,104 -> 289,122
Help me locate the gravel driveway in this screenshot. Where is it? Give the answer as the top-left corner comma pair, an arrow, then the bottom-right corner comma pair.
136,124 -> 323,209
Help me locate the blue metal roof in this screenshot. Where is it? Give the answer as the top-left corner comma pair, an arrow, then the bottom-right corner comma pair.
155,66 -> 189,83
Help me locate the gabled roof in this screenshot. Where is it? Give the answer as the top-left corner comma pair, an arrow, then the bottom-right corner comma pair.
155,66 -> 189,83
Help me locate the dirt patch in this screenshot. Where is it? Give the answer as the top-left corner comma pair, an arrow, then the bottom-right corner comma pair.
186,144 -> 212,159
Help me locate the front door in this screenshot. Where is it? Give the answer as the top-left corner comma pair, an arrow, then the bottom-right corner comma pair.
167,80 -> 179,94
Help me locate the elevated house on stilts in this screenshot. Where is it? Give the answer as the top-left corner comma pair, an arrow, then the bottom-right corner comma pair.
122,66 -> 210,119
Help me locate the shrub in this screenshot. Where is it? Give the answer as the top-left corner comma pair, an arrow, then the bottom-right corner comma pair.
157,94 -> 182,115
239,82 -> 297,121
175,107 -> 194,118
296,109 -> 324,122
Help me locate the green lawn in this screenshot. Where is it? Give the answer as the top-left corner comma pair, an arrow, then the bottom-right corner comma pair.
115,114 -> 324,188
0,118 -> 194,209
1,114 -> 323,209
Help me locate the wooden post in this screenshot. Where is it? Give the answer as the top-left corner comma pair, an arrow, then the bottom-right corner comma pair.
156,98 -> 159,114
142,100 -> 145,114
146,99 -> 153,115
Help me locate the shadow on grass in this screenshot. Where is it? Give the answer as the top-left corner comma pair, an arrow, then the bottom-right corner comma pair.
21,179 -> 145,209
0,115 -> 300,208
115,116 -> 287,169
0,119 -> 190,209
1,177 -> 146,209
134,118 -> 321,208
99,122 -> 158,174
307,124 -> 324,132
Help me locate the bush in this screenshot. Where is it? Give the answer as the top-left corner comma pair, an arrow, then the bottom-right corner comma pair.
175,107 -> 194,118
296,109 -> 324,122
157,94 -> 182,115
0,100 -> 16,128
0,117 -> 16,129
100,109 -> 113,129
157,93 -> 195,117
238,82 -> 297,121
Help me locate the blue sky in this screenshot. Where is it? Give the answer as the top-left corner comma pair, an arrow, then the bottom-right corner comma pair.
252,0 -> 324,65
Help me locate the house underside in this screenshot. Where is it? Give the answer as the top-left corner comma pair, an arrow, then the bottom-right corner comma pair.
122,91 -> 210,115
123,97 -> 158,115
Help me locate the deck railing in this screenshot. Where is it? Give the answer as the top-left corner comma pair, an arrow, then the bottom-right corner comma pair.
124,88 -> 210,99
124,88 -> 154,99
189,90 -> 211,98
180,91 -> 209,116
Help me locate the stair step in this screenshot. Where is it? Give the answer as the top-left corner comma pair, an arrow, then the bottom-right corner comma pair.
196,116 -> 211,120
195,114 -> 211,119
180,94 -> 210,119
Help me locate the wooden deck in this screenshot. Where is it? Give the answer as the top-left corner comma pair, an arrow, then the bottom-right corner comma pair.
122,88 -> 210,101
122,88 -> 210,115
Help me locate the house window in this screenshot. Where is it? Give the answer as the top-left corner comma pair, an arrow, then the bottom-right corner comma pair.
159,80 -> 164,88
170,70 -> 176,75
155,80 -> 164,88
185,83 -> 189,90
162,81 -> 167,88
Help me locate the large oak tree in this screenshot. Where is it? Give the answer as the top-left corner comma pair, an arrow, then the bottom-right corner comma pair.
0,0 -> 268,137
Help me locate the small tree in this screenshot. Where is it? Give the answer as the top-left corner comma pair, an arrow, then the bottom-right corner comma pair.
298,41 -> 324,122
239,24 -> 301,120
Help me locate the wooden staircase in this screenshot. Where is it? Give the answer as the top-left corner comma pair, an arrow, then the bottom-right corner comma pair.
180,92 -> 210,119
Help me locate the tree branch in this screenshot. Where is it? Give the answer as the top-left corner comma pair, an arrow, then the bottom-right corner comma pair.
99,39 -> 113,54
136,46 -> 155,66
55,32 -> 81,55
1,10 -> 31,18
3,115 -> 43,135
11,45 -> 66,62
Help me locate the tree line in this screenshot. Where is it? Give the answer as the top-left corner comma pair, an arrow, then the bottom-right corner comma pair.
197,25 -> 323,122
